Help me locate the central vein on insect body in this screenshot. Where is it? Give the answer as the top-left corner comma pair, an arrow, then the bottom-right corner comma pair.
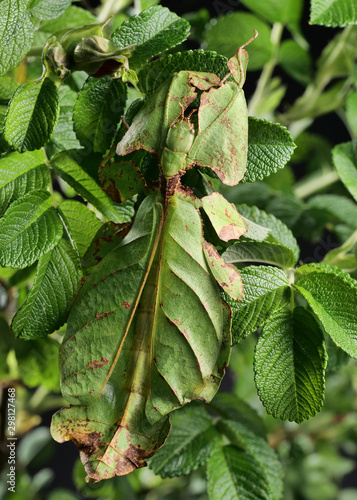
118,202 -> 164,429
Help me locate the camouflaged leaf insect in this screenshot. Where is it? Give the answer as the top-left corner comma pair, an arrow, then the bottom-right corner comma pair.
116,31 -> 256,186
51,36 -> 256,483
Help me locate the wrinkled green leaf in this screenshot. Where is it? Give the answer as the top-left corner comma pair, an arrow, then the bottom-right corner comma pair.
223,240 -> 296,268
4,78 -> 60,152
0,0 -> 34,76
0,189 -> 63,268
218,420 -> 283,500
207,444 -> 270,500
0,150 -> 50,216
294,263 -> 357,358
51,151 -> 132,223
254,307 -> 327,423
48,85 -> 81,155
51,192 -> 231,481
240,0 -> 303,28
237,204 -> 300,262
28,0 -> 72,20
310,0 -> 357,26
148,404 -> 222,477
265,194 -> 304,228
111,6 -> 190,68
204,12 -> 273,71
138,50 -> 229,96
332,141 -> 357,202
0,77 -> 19,103
11,239 -> 81,340
243,118 -> 296,183
59,200 -> 102,258
222,265 -> 290,342
73,77 -> 127,154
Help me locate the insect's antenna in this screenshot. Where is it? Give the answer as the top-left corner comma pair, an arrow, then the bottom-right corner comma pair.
241,29 -> 258,49
186,108 -> 197,120
169,103 -> 186,128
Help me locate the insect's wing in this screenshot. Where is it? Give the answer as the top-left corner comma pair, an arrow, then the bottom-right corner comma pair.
117,71 -> 197,157
189,81 -> 248,186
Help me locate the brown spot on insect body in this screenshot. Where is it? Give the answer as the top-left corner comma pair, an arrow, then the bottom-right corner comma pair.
86,357 -> 109,370
94,311 -> 113,321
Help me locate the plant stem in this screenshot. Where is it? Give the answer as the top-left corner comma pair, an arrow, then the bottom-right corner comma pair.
42,148 -> 58,207
97,0 -> 132,22
294,170 -> 340,199
248,22 -> 284,117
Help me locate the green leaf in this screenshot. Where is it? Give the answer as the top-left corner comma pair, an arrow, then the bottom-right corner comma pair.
47,85 -> 81,156
254,307 -> 327,423
111,6 -> 190,68
265,194 -> 304,228
15,337 -> 60,391
209,393 -> 266,437
59,200 -> 102,258
278,39 -> 312,85
236,204 -> 300,262
73,76 -> 127,154
222,265 -> 290,342
204,12 -> 273,71
0,189 -> 63,268
51,151 -> 132,223
0,150 -> 50,216
218,420 -> 284,500
17,427 -> 52,467
310,0 -> 357,26
0,317 -> 11,378
28,0 -> 72,20
48,112 -> 81,156
294,263 -> 357,358
307,194 -> 357,230
51,191 -> 231,481
332,141 -> 357,202
346,91 -> 357,137
0,0 -> 34,76
207,444 -> 270,500
240,0 -> 303,28
0,77 -> 19,103
38,5 -> 97,33
11,239 -> 81,339
243,117 -> 296,183
138,50 -> 229,95
223,241 -> 297,268
148,404 -> 222,477
4,78 -> 60,152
